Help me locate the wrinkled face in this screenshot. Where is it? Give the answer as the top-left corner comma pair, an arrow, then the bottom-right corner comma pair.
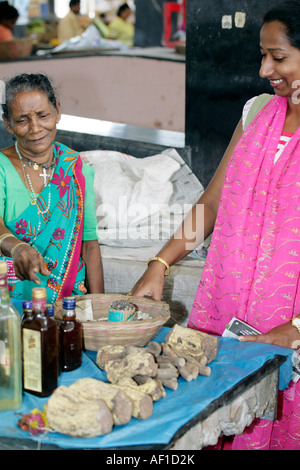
259,20 -> 300,98
3,90 -> 60,158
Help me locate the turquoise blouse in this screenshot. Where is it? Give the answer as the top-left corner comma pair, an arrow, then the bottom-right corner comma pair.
0,151 -> 98,241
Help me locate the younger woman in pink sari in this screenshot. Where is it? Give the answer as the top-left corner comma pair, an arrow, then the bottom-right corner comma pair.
132,1 -> 300,450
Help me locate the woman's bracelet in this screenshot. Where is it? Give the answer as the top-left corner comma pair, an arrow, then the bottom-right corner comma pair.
11,242 -> 28,258
0,233 -> 16,255
147,256 -> 171,277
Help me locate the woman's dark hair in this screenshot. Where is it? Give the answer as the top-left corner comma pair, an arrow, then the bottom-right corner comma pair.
0,1 -> 19,21
117,3 -> 130,17
2,73 -> 58,121
263,0 -> 300,49
69,0 -> 80,7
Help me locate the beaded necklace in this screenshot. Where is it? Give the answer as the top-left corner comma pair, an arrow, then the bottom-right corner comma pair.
15,142 -> 54,215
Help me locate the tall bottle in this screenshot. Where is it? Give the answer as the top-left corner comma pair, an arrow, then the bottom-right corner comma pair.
0,260 -> 22,411
21,287 -> 58,397
59,296 -> 82,372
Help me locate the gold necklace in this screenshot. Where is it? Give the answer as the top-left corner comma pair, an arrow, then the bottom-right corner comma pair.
15,142 -> 54,213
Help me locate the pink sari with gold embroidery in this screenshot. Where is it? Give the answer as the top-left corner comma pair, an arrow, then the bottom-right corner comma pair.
188,95 -> 300,449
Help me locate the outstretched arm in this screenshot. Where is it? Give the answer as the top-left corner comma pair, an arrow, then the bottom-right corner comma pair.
131,118 -> 244,300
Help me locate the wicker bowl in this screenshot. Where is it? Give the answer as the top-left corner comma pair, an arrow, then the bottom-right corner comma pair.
0,37 -> 33,61
54,293 -> 170,351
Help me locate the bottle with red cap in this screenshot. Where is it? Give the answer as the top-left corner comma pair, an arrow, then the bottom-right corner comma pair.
21,287 -> 58,397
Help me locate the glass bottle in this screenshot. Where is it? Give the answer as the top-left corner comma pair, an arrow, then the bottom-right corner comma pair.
0,260 -> 22,411
21,287 -> 58,397
59,296 -> 82,372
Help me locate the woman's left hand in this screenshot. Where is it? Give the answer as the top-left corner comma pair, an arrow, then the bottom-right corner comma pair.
239,321 -> 300,350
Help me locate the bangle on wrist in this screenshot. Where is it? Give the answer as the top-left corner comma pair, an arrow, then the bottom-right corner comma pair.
0,233 -> 15,255
11,242 -> 27,258
292,317 -> 300,334
147,256 -> 171,277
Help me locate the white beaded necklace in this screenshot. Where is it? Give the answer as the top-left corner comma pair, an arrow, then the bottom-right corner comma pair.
15,142 -> 54,215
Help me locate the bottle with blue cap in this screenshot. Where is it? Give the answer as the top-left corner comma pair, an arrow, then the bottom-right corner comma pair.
22,300 -> 32,322
59,296 -> 82,371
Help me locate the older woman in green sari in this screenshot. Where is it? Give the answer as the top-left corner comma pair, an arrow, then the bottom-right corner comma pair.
0,73 -> 103,302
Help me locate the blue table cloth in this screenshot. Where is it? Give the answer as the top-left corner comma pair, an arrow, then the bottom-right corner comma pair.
0,327 -> 294,449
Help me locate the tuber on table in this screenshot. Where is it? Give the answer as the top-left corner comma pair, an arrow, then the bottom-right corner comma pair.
45,325 -> 218,439
96,326 -> 218,393
68,377 -> 132,425
46,384 -> 114,438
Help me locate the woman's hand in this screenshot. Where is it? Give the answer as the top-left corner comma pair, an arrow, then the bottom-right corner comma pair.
239,321 -> 300,350
12,243 -> 50,284
131,262 -> 166,300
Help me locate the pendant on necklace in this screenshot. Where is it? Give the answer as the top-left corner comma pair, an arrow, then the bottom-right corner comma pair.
31,200 -> 37,205
27,160 -> 39,171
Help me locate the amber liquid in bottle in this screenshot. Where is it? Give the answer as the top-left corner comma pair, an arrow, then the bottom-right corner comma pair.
59,296 -> 82,372
21,287 -> 58,397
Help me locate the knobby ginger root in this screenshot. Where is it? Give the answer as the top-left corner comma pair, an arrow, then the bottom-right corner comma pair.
46,385 -> 113,438
68,377 -> 132,425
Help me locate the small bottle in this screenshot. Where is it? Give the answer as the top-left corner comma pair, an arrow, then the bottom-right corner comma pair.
21,287 -> 58,397
0,260 -> 22,411
59,296 -> 82,372
22,301 -> 32,322
46,304 -> 54,317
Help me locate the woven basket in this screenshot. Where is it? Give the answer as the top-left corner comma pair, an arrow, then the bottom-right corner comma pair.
54,293 -> 170,350
0,37 -> 33,61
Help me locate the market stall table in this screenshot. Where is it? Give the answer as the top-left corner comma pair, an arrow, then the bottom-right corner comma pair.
0,328 -> 293,450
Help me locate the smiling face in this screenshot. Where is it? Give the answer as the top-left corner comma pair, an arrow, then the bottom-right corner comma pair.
3,90 -> 61,160
259,20 -> 300,98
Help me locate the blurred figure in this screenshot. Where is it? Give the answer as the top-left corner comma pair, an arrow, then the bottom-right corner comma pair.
108,3 -> 134,47
58,0 -> 90,43
0,1 -> 19,42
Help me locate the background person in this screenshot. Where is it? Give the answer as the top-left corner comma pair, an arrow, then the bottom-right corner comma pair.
0,73 -> 103,302
0,1 -> 19,42
58,0 -> 90,43
132,0 -> 300,450
108,3 -> 134,47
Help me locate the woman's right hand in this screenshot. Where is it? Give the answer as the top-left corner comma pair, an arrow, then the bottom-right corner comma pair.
12,243 -> 50,284
131,261 -> 167,300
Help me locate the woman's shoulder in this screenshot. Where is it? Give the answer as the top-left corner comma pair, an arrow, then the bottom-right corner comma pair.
243,93 -> 274,130
53,141 -> 93,175
0,25 -> 13,41
0,149 -> 13,166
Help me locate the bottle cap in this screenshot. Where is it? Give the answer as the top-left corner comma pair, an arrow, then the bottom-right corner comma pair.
32,287 -> 47,299
47,303 -> 54,317
22,300 -> 32,309
63,296 -> 76,309
0,260 -> 7,274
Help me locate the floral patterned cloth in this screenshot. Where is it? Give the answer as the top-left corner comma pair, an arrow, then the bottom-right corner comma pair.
188,95 -> 300,449
1,142 -> 87,303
